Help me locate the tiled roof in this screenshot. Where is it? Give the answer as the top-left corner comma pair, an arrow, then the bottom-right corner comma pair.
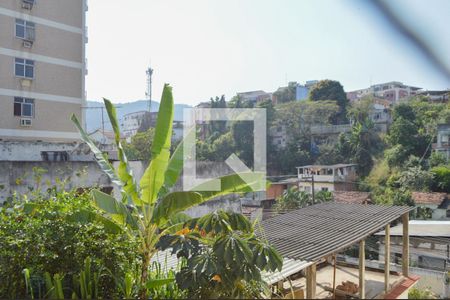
411,192 -> 448,205
333,191 -> 371,204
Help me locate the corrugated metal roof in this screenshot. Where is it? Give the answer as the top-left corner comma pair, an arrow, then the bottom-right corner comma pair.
261,202 -> 413,262
151,249 -> 313,286
150,249 -> 180,271
262,258 -> 312,285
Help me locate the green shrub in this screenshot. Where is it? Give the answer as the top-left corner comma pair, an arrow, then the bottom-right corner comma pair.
431,165 -> 450,192
408,287 -> 436,299
0,190 -> 139,299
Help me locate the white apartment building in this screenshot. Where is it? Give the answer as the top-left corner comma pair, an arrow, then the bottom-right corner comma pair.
0,0 -> 88,142
297,164 -> 358,192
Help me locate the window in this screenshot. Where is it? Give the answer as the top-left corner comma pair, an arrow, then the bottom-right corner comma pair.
15,19 -> 35,41
14,97 -> 34,117
321,187 -> 329,192
15,58 -> 34,78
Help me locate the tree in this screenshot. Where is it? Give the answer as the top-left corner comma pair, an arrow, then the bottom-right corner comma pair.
273,82 -> 297,104
157,211 -> 282,298
71,85 -> 268,299
347,96 -> 375,124
431,165 -> 450,192
232,121 -> 254,167
211,132 -> 235,162
274,187 -> 311,211
338,118 -> 383,176
123,129 -> 154,161
209,95 -> 227,134
308,80 -> 348,123
397,166 -> 434,191
429,151 -> 447,168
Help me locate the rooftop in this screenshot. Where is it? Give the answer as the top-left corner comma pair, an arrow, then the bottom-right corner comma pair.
411,191 -> 448,205
261,202 -> 413,261
333,191 -> 371,204
296,163 -> 357,170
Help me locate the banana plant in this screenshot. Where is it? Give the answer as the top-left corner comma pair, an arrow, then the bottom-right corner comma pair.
71,84 -> 265,299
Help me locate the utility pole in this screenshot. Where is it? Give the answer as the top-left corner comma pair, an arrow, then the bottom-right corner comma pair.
145,67 -> 153,114
81,105 -> 122,134
302,174 -> 315,204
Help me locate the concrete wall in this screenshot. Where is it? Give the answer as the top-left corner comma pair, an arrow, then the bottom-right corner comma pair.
1,159 -> 249,216
0,161 -> 111,203
0,141 -> 93,161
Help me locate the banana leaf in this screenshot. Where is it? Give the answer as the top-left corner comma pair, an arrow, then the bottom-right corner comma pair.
140,84 -> 174,204
71,114 -> 121,187
103,98 -> 141,205
152,191 -> 202,225
91,189 -> 138,229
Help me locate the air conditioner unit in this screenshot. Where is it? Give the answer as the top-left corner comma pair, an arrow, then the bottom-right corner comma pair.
23,40 -> 33,48
20,118 -> 32,127
20,79 -> 32,88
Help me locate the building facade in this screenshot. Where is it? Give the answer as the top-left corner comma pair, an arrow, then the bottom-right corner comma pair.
297,164 -> 358,192
295,80 -> 318,101
434,124 -> 450,161
347,81 -> 421,104
237,90 -> 272,104
0,0 -> 87,142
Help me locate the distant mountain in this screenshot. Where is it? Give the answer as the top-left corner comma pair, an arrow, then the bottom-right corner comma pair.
85,100 -> 191,132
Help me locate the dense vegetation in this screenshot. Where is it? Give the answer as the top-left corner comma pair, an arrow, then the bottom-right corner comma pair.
0,84 -> 282,299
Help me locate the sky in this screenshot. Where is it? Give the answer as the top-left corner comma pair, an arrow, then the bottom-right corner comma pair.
86,0 -> 450,105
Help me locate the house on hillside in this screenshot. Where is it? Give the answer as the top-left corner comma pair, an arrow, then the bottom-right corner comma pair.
376,220 -> 450,274
237,90 -> 272,105
433,124 -> 450,161
417,90 -> 449,103
121,111 -> 157,138
347,81 -> 422,104
412,192 -> 450,220
297,164 -> 358,193
370,103 -> 392,133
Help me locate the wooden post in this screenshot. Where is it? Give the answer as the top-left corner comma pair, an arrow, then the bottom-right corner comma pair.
306,263 -> 317,299
402,213 -> 409,277
385,224 -> 390,293
333,255 -> 337,299
359,240 -> 365,299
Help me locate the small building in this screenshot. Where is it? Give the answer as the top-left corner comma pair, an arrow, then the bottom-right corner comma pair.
347,81 -> 422,104
417,90 -> 449,103
121,111 -> 157,138
412,192 -> 450,220
371,103 -> 392,133
88,129 -> 116,151
376,220 -> 450,298
433,124 -> 450,161
297,164 -> 358,193
295,80 -> 318,101
270,124 -> 287,149
237,90 -> 272,104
